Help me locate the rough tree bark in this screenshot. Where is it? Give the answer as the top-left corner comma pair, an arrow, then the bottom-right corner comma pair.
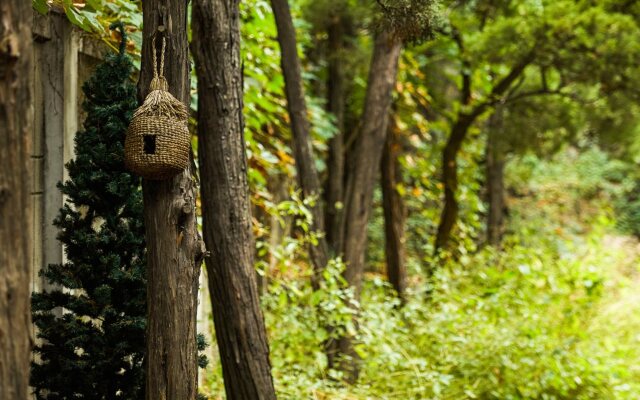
271,0 -> 330,285
381,117 -> 407,301
0,1 -> 33,398
139,1 -> 204,399
191,1 -> 278,399
325,15 -> 346,255
486,109 -> 506,246
339,30 -> 402,381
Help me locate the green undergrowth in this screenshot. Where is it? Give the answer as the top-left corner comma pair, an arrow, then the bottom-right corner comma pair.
201,148 -> 640,399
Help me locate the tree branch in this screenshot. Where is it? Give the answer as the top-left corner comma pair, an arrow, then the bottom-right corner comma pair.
466,49 -> 537,118
504,88 -> 566,103
450,25 -> 471,105
505,74 -> 526,101
490,50 -> 536,98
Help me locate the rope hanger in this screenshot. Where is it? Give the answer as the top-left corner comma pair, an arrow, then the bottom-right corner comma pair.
150,36 -> 168,92
124,23 -> 191,180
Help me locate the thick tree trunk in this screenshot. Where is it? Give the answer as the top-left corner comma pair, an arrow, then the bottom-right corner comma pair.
325,15 -> 346,256
486,111 -> 506,247
0,2 -> 33,398
381,119 -> 407,301
339,31 -> 402,381
271,0 -> 330,285
139,2 -> 204,399
191,1 -> 278,399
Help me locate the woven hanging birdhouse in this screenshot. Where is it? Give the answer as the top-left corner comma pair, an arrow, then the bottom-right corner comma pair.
125,38 -> 190,180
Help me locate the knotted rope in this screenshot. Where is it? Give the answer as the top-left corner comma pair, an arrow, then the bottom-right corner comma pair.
133,36 -> 189,121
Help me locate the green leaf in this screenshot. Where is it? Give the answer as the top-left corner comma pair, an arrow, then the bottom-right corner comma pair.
81,10 -> 104,33
85,0 -> 103,11
32,0 -> 49,15
64,5 -> 88,31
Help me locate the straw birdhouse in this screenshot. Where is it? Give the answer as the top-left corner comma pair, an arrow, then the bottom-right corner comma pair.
125,37 -> 190,180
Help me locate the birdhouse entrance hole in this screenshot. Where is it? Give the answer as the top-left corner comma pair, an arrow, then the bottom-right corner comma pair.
143,135 -> 157,155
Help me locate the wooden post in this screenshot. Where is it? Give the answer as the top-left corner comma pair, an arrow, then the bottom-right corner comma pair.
139,1 -> 204,399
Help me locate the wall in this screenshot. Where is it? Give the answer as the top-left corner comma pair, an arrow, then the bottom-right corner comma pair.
30,10 -> 104,313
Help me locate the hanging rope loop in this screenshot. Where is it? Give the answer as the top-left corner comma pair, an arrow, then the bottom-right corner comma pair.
132,33 -> 188,120
150,36 -> 169,92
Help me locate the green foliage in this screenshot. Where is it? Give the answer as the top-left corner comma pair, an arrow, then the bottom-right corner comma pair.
399,117 -> 486,259
202,148 -> 640,399
617,182 -> 640,238
31,33 -> 146,399
32,1 -> 143,57
423,0 -> 640,157
33,0 -> 49,15
241,0 -> 338,195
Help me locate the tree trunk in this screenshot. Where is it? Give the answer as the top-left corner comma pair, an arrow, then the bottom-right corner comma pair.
434,114 -> 474,254
339,30 -> 402,381
325,15 -> 346,256
434,54 -> 533,254
0,1 -> 33,398
139,2 -> 204,399
191,1 -> 278,399
486,110 -> 506,247
271,0 -> 330,285
342,31 -> 402,300
381,118 -> 407,301
322,14 -> 350,369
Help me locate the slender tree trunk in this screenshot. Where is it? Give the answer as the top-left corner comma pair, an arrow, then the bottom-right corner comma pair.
271,0 -> 330,285
192,1 -> 278,399
322,13 -> 349,369
271,0 -> 344,371
434,54 -> 533,254
339,31 -> 402,381
486,110 -> 506,247
271,0 -> 402,379
139,2 -> 204,399
0,1 -> 33,398
342,31 -> 402,299
434,114 -> 474,254
381,118 -> 407,301
325,15 -> 346,256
